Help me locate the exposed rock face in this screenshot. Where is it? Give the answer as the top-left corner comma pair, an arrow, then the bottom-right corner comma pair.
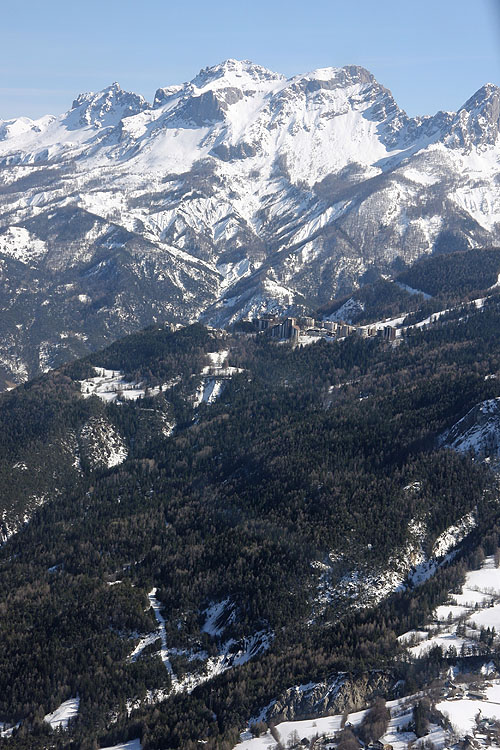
1,60 -> 500,385
268,671 -> 394,721
440,397 -> 500,460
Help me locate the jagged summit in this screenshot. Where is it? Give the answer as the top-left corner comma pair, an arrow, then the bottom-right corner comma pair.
297,64 -> 376,86
461,82 -> 500,108
68,82 -> 149,129
191,58 -> 286,89
0,60 -> 500,384
445,81 -> 500,148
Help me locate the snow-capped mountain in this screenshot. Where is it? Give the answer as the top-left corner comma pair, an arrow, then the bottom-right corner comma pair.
1,59 -> 500,385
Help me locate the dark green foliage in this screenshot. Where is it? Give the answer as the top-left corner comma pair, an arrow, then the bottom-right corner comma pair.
413,698 -> 431,737
318,248 -> 500,330
397,247 -> 500,298
1,301 -> 500,747
358,698 -> 390,743
317,278 -> 420,324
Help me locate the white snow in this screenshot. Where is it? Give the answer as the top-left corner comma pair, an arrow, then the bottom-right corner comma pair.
436,696 -> 500,735
440,397 -> 500,458
145,587 -> 175,678
326,298 -> 365,324
431,512 -> 477,558
205,350 -> 229,369
434,604 -> 469,620
407,555 -> 500,657
313,514 -> 477,620
100,741 -> 141,750
80,367 -> 171,404
403,168 -> 440,186
80,417 -> 127,469
217,258 -> 257,291
202,598 -> 236,636
297,332 -> 336,346
397,630 -> 428,643
192,350 -> 244,407
395,281 -> 432,300
192,378 -> 226,406
0,227 -> 48,265
467,602 -> 500,630
0,722 -> 20,739
409,631 -> 469,658
132,589 -> 273,696
0,61 -> 498,342
233,707 -> 366,750
80,368 -> 145,402
44,697 -> 80,730
233,694 -> 443,750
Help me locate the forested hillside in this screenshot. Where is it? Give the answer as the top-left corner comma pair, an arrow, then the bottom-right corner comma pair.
1,298 -> 500,749
317,247 -> 500,325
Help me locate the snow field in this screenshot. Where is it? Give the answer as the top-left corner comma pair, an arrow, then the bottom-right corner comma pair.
404,556 -> 500,658
193,349 -> 245,407
80,367 -> 169,404
234,694 -> 442,750
101,740 -> 142,750
44,696 -> 80,730
436,693 -> 500,736
234,709 -> 362,750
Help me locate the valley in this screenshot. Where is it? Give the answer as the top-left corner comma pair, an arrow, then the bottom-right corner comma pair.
1,281 -> 500,748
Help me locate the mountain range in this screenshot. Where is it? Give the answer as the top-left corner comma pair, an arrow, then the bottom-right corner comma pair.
1,59 -> 500,387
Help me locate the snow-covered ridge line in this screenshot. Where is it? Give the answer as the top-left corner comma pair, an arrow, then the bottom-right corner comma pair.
1,59 -> 500,379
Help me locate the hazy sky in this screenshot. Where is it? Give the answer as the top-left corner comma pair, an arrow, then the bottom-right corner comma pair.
1,0 -> 500,119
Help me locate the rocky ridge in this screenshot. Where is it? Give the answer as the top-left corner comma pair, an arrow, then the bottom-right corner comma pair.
1,60 -> 500,385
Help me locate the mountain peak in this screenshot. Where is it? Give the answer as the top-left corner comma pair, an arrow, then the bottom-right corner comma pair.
191,59 -> 285,89
446,82 -> 500,148
300,64 -> 375,86
68,83 -> 149,129
460,82 -> 500,112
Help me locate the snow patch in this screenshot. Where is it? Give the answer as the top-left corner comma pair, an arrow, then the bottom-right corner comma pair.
100,741 -> 142,750
395,281 -> 432,300
431,512 -> 476,558
202,598 -> 236,636
0,226 -> 48,265
326,298 -> 365,324
44,697 -> 79,730
133,589 -> 273,696
440,397 -> 500,458
80,416 -> 127,469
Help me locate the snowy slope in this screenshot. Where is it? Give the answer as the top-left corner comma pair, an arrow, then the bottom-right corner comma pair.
1,60 -> 500,382
440,397 -> 500,459
44,697 -> 80,730
401,555 -> 500,659
129,588 -> 273,699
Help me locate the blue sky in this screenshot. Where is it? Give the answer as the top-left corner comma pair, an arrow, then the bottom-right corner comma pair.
1,0 -> 500,119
